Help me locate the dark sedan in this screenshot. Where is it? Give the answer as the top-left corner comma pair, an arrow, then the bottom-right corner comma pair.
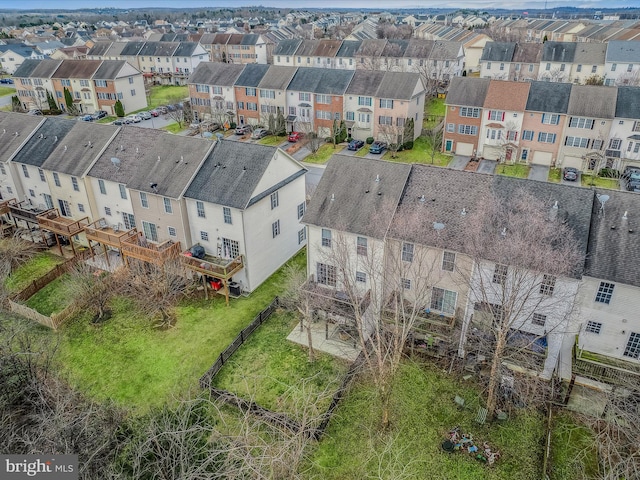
347,139 -> 365,151
563,167 -> 578,181
369,141 -> 387,154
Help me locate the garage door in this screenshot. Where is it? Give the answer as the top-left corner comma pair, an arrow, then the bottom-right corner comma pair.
481,145 -> 501,160
456,142 -> 474,156
562,156 -> 583,169
532,151 -> 553,166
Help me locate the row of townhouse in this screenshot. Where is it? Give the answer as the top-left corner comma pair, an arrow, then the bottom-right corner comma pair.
271,38 -> 465,81
0,43 -> 47,74
199,33 -> 270,65
0,112 -> 307,294
443,77 -> 640,172
480,40 -> 640,86
86,41 -> 208,85
303,155 -> 640,388
13,58 -> 146,116
187,62 -> 425,142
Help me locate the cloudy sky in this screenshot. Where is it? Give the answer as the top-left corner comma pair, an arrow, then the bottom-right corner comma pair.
6,0 -> 636,10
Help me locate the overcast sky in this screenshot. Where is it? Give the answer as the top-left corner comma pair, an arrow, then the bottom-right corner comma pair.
5,0 -> 636,10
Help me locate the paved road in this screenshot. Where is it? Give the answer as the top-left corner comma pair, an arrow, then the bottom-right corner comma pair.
0,84 -> 16,108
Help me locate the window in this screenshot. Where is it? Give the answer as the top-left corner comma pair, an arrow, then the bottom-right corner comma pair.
78,203 -> 85,213
396,117 -> 405,127
237,101 -> 244,110
29,189 -> 35,197
532,313 -> 547,327
458,125 -> 478,135
357,236 -> 367,256
140,191 -> 148,208
270,191 -> 279,209
358,113 -> 370,123
272,220 -> 280,238
592,65 -> 597,73
96,179 -> 106,195
538,132 -> 556,143
499,62 -> 505,71
245,87 -> 256,96
486,62 -> 491,70
378,115 -> 392,125
346,111 -> 354,121
0,164 -> 5,175
379,98 -> 393,109
297,202 -> 305,220
446,123 -> 455,133
539,275 -> 556,295
53,172 -> 61,187
592,139 -> 604,150
565,136 -> 589,148
493,264 -> 508,284
196,201 -> 205,218
223,206 -> 232,224
545,62 -> 551,71
104,207 -> 112,216
260,89 -> 276,99
298,92 -> 310,102
356,271 -> 366,283
317,263 -> 336,286
316,94 -> 331,104
576,64 -> 582,72
611,63 -> 617,72
569,117 -> 594,129
402,242 -> 414,262
298,228 -> 306,244
459,107 -> 480,118
541,113 -> 560,125
130,89 -> 136,97
609,138 -> 622,150
200,231 -> 209,241
442,251 -> 455,271
506,130 -> 518,141
623,332 -> 640,359
123,212 -> 135,230
321,228 -> 332,247
38,168 -> 45,182
163,197 -> 172,214
595,282 -> 614,304
430,287 -> 457,315
168,226 -> 176,237
58,199 -> 71,217
357,96 -> 372,107
142,221 -> 158,242
522,130 -> 534,141
560,63 -> 566,72
246,102 -> 258,111
21,164 -> 29,178
488,110 -> 504,121
585,321 -> 602,334
71,176 -> 79,191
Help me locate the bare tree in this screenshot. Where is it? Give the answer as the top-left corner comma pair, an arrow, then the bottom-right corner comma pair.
378,122 -> 405,159
0,234 -> 40,289
281,263 -> 316,362
459,190 -> 584,417
164,95 -> 187,128
66,263 -> 119,323
425,117 -> 444,164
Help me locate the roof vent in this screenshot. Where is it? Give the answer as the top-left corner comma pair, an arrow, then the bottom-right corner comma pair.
331,193 -> 335,201
120,144 -> 124,151
136,147 -> 139,154
64,145 -> 67,151
53,135 -> 58,143
597,193 -> 609,215
419,195 -> 425,202
501,227 -> 507,237
180,156 -> 184,163
622,210 -> 628,221
461,207 -> 467,216
433,222 -> 445,231
150,182 -> 158,193
14,132 -> 19,136
375,174 -> 380,182
2,129 -> 5,134
157,156 -> 161,162
549,200 -> 558,221
38,133 -> 44,139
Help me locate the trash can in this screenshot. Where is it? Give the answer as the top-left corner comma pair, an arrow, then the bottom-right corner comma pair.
229,281 -> 241,296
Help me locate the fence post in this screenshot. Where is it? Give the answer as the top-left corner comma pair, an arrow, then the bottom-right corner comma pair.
240,330 -> 244,343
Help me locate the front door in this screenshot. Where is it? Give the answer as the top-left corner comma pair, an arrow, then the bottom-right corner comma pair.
445,139 -> 453,152
58,199 -> 71,217
506,148 -> 513,162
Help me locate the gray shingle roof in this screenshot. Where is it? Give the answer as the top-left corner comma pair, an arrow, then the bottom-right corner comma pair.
0,112 -> 44,163
295,40 -> 320,57
585,189 -> 640,287
92,60 -> 127,80
273,39 -> 302,56
512,42 -> 542,64
541,41 -> 577,63
12,59 -> 41,78
120,41 -> 146,56
173,42 -> 198,56
11,117 -> 76,168
446,77 -> 490,107
184,141 -> 277,209
376,71 -> 422,100
605,40 -> 640,63
240,34 -> 261,46
303,155 -> 411,240
187,62 -> 245,87
41,122 -> 119,177
480,42 -> 516,62
573,42 -> 607,65
525,81 -> 572,113
615,86 -> 640,119
404,38 -> 434,58
52,59 -> 102,79
257,65 -> 297,90
287,67 -> 354,95
336,40 -> 362,57
234,64 -> 270,87
345,70 -> 386,97
567,85 -> 617,119
381,39 -> 409,58
14,59 -> 62,78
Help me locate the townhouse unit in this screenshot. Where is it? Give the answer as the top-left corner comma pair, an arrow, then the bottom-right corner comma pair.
0,43 -> 45,74
183,141 -> 307,292
205,33 -> 269,65
538,41 -> 577,83
604,41 -> 640,86
610,86 -> 640,169
572,43 -> 607,85
480,42 -> 543,82
13,58 -> 145,116
256,65 -> 297,125
234,64 -> 270,127
187,62 -> 244,125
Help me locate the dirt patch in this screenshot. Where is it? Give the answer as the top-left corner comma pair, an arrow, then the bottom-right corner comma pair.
285,142 -> 303,155
464,160 -> 480,172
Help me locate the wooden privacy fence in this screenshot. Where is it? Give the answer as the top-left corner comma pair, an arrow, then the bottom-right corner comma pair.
7,300 -> 80,330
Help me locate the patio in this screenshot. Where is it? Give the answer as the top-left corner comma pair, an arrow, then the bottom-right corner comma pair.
287,318 -> 361,362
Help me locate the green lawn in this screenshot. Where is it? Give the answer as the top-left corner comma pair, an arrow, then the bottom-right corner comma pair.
549,412 -> 599,480
581,175 -> 620,189
259,135 -> 287,146
0,86 -> 15,97
97,116 -> 116,124
147,85 -> 188,109
213,310 -> 349,421
307,360 -> 544,480
55,250 -> 306,411
355,145 -> 370,157
497,163 -> 531,179
4,252 -> 64,293
382,136 -> 452,166
25,273 -> 72,316
548,168 -> 561,183
304,143 -> 344,164
427,97 -> 446,116
161,122 -> 185,134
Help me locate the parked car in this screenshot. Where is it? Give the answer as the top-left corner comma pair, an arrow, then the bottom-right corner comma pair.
125,114 -> 142,123
166,104 -> 176,112
156,106 -> 168,114
563,167 -> 578,181
347,139 -> 365,151
138,111 -> 152,120
0,78 -> 14,84
369,141 -> 387,154
288,131 -> 303,142
150,109 -> 161,117
91,110 -> 108,120
79,114 -> 94,122
113,118 -> 132,125
235,124 -> 252,135
27,109 -> 43,116
628,180 -> 640,192
251,128 -> 269,139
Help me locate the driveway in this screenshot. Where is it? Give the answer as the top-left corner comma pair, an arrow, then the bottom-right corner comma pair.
291,145 -> 312,162
561,172 -> 581,186
477,159 -> 498,174
449,155 -> 470,171
528,164 -> 550,182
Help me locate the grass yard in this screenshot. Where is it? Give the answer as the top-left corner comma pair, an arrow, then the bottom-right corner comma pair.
147,85 -> 188,109
426,97 -> 446,116
355,146 -> 370,157
382,136 -> 452,166
259,135 -> 287,146
4,252 -> 64,293
304,143 -> 345,164
161,122 -> 185,134
497,163 -> 531,179
55,250 -> 306,411
548,168 -> 561,183
549,412 -> 599,480
213,310 -> 349,421
0,86 -> 15,97
24,273 -> 72,316
307,359 -> 544,480
581,175 -> 620,190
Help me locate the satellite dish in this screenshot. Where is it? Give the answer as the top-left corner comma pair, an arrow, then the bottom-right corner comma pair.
111,157 -> 121,168
203,131 -> 213,138
597,194 -> 610,206
433,222 -> 445,231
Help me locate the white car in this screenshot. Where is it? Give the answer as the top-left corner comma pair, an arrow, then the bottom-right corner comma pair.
125,114 -> 142,123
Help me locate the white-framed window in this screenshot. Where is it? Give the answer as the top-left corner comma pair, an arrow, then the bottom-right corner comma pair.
22,164 -> 29,178
297,202 -> 305,219
430,287 -> 457,315
163,197 -> 172,214
71,176 -> 79,191
401,278 -> 411,290
378,115 -> 392,125
569,117 -> 594,129
532,313 -> 547,327
623,332 -> 640,359
565,136 -> 589,148
53,172 -> 61,187
78,203 -> 85,213
0,164 -> 5,175
401,242 -> 414,262
357,96 -> 372,107
379,98 -> 393,109
458,125 -> 478,135
493,264 -> 508,284
222,238 -> 240,258
609,139 -> 622,150
488,110 -> 504,121
272,219 -> 280,238
223,206 -> 232,224
538,132 -> 556,143
576,64 -> 582,72
98,179 -> 106,194
119,183 -> 127,199
142,221 -> 158,242
486,62 -> 491,70
321,228 -> 332,247
541,113 -> 560,125
270,191 -> 279,209
591,65 -> 597,73
611,63 -> 617,72
140,191 -> 148,208
446,123 -> 455,133
358,113 -> 371,123
104,206 -> 112,216
123,212 -> 135,230
196,201 -> 205,218
317,262 -> 336,286
595,281 -> 614,304
540,275 -> 556,296
356,271 -> 366,283
442,251 -> 455,271
522,130 -> 534,141
357,236 -> 367,256
316,94 -> 331,104
298,228 -> 306,244
260,89 -> 276,99
168,226 -> 177,237
346,111 -> 355,121
298,92 -> 310,102
245,87 -> 256,96
38,168 -> 45,182
460,107 -> 480,118
200,231 -> 209,241
28,189 -> 35,197
585,321 -> 602,334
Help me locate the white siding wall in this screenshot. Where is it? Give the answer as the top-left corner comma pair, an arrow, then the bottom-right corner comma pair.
87,177 -> 135,232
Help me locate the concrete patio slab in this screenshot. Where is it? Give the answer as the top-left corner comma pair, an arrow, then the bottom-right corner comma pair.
287,320 -> 361,362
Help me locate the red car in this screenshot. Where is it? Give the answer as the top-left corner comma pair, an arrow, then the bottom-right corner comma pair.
288,131 -> 304,142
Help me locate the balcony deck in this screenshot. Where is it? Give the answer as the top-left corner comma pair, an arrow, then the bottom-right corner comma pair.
8,200 -> 52,224
181,251 -> 244,280
85,218 -> 134,248
37,209 -> 88,237
574,340 -> 640,388
0,198 -> 15,216
120,230 -> 181,265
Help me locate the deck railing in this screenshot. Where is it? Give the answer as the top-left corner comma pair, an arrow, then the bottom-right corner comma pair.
36,209 -> 88,236
121,231 -> 181,265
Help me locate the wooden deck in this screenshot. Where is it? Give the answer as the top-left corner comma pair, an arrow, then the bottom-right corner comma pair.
85,218 -> 134,248
37,209 -> 88,237
181,252 -> 244,280
120,230 -> 181,265
574,340 -> 640,387
0,198 -> 15,216
8,199 -> 52,224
